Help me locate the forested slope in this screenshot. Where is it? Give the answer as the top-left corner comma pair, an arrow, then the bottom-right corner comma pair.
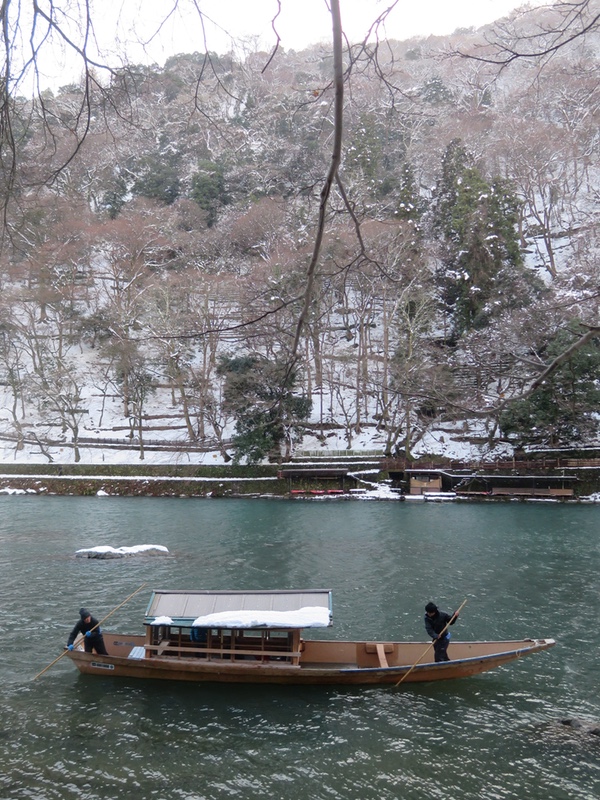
1,5 -> 599,463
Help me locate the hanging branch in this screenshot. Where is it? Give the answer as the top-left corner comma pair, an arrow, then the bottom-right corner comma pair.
526,325 -> 600,395
289,0 -> 343,363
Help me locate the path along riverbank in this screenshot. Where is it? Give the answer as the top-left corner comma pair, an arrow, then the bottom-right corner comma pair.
2,463 -> 600,501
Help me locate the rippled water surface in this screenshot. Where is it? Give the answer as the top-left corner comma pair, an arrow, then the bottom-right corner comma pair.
1,496 -> 599,799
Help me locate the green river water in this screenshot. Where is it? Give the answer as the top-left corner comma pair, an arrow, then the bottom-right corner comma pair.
0,496 -> 598,800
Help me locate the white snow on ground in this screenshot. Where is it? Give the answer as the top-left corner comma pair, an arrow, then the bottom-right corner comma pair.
1,382 -> 598,503
0,370 -> 515,468
75,544 -> 170,558
580,493 -> 600,503
301,485 -> 404,501
0,443 -> 237,466
350,485 -> 403,501
408,427 -> 514,462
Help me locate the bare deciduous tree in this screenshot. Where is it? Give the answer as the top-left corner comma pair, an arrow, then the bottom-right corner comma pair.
457,1 -> 600,67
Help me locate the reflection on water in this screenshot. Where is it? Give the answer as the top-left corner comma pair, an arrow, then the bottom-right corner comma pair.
1,496 -> 599,799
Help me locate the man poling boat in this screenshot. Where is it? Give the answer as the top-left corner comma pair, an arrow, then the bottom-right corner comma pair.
66,608 -> 108,655
394,599 -> 468,688
424,601 -> 461,662
33,584 -> 147,681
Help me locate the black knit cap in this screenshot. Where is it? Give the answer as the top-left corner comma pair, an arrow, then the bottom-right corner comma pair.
79,607 -> 91,619
425,602 -> 438,614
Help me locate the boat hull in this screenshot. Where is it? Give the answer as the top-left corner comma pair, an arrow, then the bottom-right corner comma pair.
67,637 -> 555,686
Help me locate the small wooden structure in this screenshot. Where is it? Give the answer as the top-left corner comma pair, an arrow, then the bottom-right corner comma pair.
66,589 -> 555,686
459,474 -> 577,498
278,468 -> 354,494
404,469 -> 577,498
406,469 -> 444,495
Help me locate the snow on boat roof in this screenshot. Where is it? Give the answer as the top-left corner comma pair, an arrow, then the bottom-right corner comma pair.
144,589 -> 332,628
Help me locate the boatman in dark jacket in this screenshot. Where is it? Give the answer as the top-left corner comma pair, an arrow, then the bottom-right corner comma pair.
66,607 -> 108,655
425,602 -> 459,662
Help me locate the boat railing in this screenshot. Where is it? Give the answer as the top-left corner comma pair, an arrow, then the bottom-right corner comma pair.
144,642 -> 302,665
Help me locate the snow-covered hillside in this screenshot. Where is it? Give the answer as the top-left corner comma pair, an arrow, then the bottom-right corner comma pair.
1,9 -> 599,466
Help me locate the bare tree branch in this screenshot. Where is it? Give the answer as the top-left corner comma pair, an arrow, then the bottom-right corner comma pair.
457,1 -> 600,67
261,0 -> 282,74
527,325 -> 600,393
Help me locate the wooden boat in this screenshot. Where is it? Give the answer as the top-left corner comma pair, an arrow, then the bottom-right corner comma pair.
67,589 -> 555,686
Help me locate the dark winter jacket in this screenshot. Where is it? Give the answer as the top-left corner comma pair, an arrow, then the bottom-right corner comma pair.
67,614 -> 102,646
424,609 -> 456,640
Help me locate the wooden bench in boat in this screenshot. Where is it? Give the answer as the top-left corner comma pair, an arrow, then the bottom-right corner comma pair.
361,642 -> 394,668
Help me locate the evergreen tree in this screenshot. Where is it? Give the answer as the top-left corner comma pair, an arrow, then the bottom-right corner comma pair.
100,175 -> 128,219
420,76 -> 453,105
190,160 -> 228,227
499,324 -> 600,446
132,151 -> 181,205
217,355 -> 311,464
345,112 -> 387,193
396,161 -> 424,223
433,140 -> 539,338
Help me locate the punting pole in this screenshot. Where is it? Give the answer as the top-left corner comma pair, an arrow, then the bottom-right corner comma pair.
32,583 -> 148,681
394,598 -> 468,688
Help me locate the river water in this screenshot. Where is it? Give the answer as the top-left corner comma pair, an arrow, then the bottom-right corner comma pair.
0,496 -> 598,800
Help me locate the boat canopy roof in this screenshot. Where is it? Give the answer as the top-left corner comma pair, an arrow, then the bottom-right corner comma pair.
144,589 -> 333,629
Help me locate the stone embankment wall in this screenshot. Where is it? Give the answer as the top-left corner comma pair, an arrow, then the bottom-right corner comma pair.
1,457 -> 600,498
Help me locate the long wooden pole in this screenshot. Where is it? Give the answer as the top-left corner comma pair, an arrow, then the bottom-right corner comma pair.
33,583 -> 147,680
394,599 -> 468,688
